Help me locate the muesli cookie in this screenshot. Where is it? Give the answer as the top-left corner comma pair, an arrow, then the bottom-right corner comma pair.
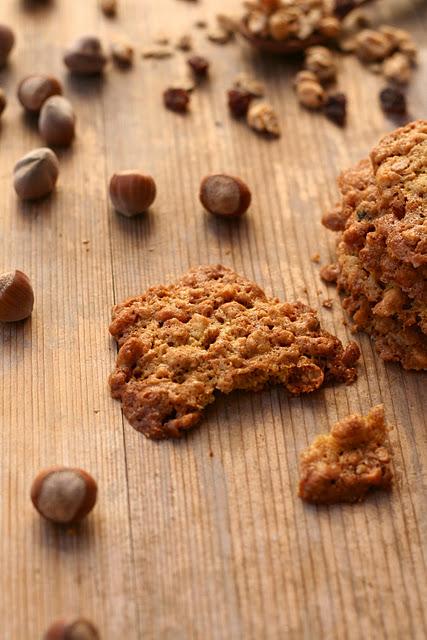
322,120 -> 427,369
109,265 -> 360,439
299,405 -> 393,504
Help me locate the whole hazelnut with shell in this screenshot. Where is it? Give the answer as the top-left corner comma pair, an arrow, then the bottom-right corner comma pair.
31,466 -> 98,525
14,147 -> 59,200
18,75 -> 62,113
64,36 -> 108,75
39,96 -> 76,147
0,270 -> 34,322
44,617 -> 100,640
200,174 -> 252,217
109,171 -> 157,216
0,24 -> 15,67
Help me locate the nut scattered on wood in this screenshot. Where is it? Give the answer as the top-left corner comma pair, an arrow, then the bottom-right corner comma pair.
234,73 -> 265,97
187,55 -> 209,77
0,270 -> 34,322
176,34 -> 193,51
17,75 -> 62,113
355,29 -> 394,62
383,52 -> 413,85
64,36 -> 108,74
13,147 -> 59,201
305,46 -> 337,82
295,77 -> 325,109
31,466 -> 98,525
111,39 -> 134,66
39,96 -> 76,147
247,101 -> 281,137
44,618 -> 100,640
109,171 -> 157,217
200,174 -> 252,218
0,24 -> 15,67
100,0 -> 117,17
163,87 -> 190,113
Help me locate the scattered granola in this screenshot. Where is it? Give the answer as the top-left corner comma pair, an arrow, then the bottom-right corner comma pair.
247,101 -> 281,137
299,405 -> 393,504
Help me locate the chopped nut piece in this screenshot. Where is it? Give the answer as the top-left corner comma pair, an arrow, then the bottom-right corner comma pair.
228,88 -> 253,118
355,29 -> 394,62
247,10 -> 269,36
296,79 -> 325,109
247,101 -> 281,137
383,52 -> 413,85
163,87 -> 190,113
111,39 -> 134,66
323,92 -> 347,126
268,9 -> 298,41
142,46 -> 173,59
305,46 -> 337,82
176,34 -> 193,51
379,86 -> 406,115
299,405 -> 392,504
234,73 -> 265,97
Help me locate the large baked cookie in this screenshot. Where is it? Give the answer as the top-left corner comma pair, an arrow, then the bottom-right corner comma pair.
322,120 -> 427,369
109,265 -> 360,439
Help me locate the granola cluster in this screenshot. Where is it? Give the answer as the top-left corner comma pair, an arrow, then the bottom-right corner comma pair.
299,405 -> 393,504
322,120 -> 427,370
109,265 -> 360,439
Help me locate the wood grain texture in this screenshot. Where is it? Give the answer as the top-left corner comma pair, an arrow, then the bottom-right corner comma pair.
0,1 -> 426,638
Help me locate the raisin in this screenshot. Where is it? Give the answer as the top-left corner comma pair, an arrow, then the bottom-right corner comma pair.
379,87 -> 407,115
323,92 -> 347,127
163,87 -> 190,113
187,55 -> 210,77
227,88 -> 253,118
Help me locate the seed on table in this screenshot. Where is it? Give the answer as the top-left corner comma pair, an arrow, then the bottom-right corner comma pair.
39,96 -> 76,147
0,24 -> 15,67
64,36 -> 108,75
109,171 -> 157,217
0,270 -> 34,322
44,618 -> 100,640
13,147 -> 59,201
31,466 -> 98,525
200,174 -> 252,218
17,74 -> 62,113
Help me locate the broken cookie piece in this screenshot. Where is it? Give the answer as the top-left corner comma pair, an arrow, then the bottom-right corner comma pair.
109,265 -> 360,440
299,405 -> 393,504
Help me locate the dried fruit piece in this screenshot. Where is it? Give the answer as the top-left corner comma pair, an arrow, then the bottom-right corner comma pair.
163,87 -> 190,113
247,101 -> 280,137
299,405 -> 392,504
379,86 -> 406,115
200,174 -> 251,217
187,55 -> 209,77
323,92 -> 347,126
228,88 -> 253,118
0,24 -> 15,67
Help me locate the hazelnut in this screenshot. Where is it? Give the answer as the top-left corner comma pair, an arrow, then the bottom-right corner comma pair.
111,39 -> 134,66
0,88 -> 6,117
14,147 -> 59,201
44,618 -> 100,640
109,171 -> 157,217
64,36 -> 108,75
0,24 -> 15,67
31,466 -> 98,525
200,174 -> 251,218
39,96 -> 76,147
17,75 -> 62,113
0,270 -> 34,322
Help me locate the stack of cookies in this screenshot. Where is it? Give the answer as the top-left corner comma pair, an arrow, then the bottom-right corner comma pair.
322,119 -> 427,370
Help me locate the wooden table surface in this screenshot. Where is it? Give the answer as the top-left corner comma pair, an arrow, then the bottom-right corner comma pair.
0,1 -> 426,638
